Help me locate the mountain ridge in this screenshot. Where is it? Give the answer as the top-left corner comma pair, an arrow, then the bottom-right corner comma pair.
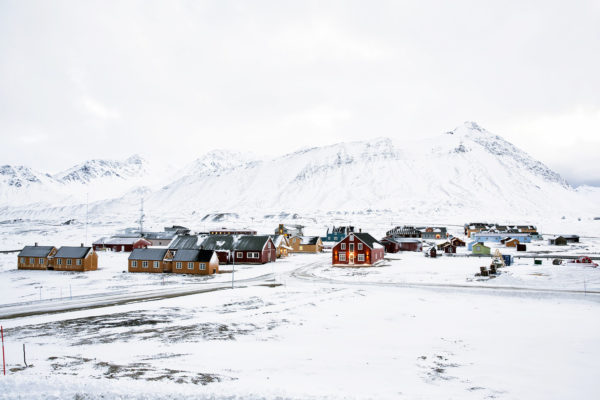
0,122 -> 596,221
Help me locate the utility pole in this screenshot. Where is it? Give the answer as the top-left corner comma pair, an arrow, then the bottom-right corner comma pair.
231,249 -> 235,289
139,198 -> 145,236
85,192 -> 89,245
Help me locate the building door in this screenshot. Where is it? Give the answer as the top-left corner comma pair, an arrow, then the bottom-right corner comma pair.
349,252 -> 354,264
268,251 -> 271,262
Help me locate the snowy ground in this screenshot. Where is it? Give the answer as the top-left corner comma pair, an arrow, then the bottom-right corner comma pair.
1,219 -> 600,399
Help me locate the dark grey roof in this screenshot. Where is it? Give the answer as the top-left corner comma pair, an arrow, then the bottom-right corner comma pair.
353,232 -> 382,249
55,246 -> 92,259
143,231 -> 176,240
18,245 -> 55,258
383,237 -> 421,244
199,235 -> 235,251
172,249 -> 215,262
95,237 -> 151,245
296,236 -> 320,245
235,235 -> 271,251
168,234 -> 200,250
129,248 -> 169,261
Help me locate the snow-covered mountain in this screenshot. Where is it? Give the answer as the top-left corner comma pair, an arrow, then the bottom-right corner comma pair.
1,122 -> 597,222
54,155 -> 148,184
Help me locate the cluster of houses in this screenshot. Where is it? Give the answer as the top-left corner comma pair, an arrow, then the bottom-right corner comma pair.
464,223 -> 541,239
17,243 -> 98,271
92,225 -> 190,252
17,221 -> 585,274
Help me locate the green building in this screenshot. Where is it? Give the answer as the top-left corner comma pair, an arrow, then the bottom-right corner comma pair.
471,242 -> 491,255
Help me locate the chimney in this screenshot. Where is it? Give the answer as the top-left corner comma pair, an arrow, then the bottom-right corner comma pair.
35,242 -> 38,246
80,243 -> 84,247
359,228 -> 362,233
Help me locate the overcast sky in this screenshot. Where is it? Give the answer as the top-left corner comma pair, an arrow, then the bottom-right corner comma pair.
1,0 -> 599,186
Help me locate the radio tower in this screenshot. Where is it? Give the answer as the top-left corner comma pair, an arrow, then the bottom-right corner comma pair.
139,197 -> 145,236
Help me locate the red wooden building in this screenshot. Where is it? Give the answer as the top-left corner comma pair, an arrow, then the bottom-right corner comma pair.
332,232 -> 385,267
450,237 -> 466,247
381,237 -> 423,253
443,243 -> 457,254
93,236 -> 152,252
233,235 -> 276,264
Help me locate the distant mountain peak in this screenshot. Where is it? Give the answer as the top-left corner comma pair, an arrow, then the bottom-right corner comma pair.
463,121 -> 485,132
53,156 -> 148,184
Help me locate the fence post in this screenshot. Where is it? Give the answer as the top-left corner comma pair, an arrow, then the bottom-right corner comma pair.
1,326 -> 5,375
23,344 -> 27,367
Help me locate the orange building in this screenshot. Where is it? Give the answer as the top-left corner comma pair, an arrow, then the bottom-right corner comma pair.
53,245 -> 98,272
128,248 -> 174,273
17,244 -> 57,270
172,249 -> 219,275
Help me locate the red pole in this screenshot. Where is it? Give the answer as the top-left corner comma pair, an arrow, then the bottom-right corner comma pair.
1,325 -> 5,375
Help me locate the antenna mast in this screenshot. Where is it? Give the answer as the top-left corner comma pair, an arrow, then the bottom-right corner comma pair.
85,192 -> 89,245
139,197 -> 145,235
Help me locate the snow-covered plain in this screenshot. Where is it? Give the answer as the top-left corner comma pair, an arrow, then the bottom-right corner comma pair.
1,217 -> 600,399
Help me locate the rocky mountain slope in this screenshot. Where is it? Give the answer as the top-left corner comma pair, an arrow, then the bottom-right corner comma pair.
0,122 -> 597,222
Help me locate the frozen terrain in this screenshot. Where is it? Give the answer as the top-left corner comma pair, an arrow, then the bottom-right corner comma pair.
1,218 -> 600,399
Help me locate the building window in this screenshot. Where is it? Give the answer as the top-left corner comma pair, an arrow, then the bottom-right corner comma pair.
341,243 -> 346,250
29,257 -> 34,264
237,252 -> 243,258
20,257 -> 24,264
176,262 -> 182,269
188,262 -> 194,270
339,253 -> 346,261
76,259 -> 82,266
357,243 -> 363,250
39,258 -> 44,264
349,235 -> 354,241
66,259 -> 72,265
358,254 -> 365,262
57,259 -> 62,265
199,263 -> 206,270
349,243 -> 354,252
132,260 -> 137,267
142,261 -> 148,268
475,246 -> 480,251
153,261 -> 159,269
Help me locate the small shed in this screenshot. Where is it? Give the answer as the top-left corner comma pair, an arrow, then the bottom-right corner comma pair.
471,242 -> 491,255
516,243 -> 527,252
289,236 -> 324,253
271,235 -> 292,258
443,244 -> 457,254
562,235 -> 580,243
505,238 -> 520,247
549,236 -> 567,246
450,237 -> 466,247
437,241 -> 452,250
428,247 -> 437,258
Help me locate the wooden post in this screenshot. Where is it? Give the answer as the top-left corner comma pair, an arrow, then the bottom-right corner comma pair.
23,343 -> 27,367
1,325 -> 5,375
